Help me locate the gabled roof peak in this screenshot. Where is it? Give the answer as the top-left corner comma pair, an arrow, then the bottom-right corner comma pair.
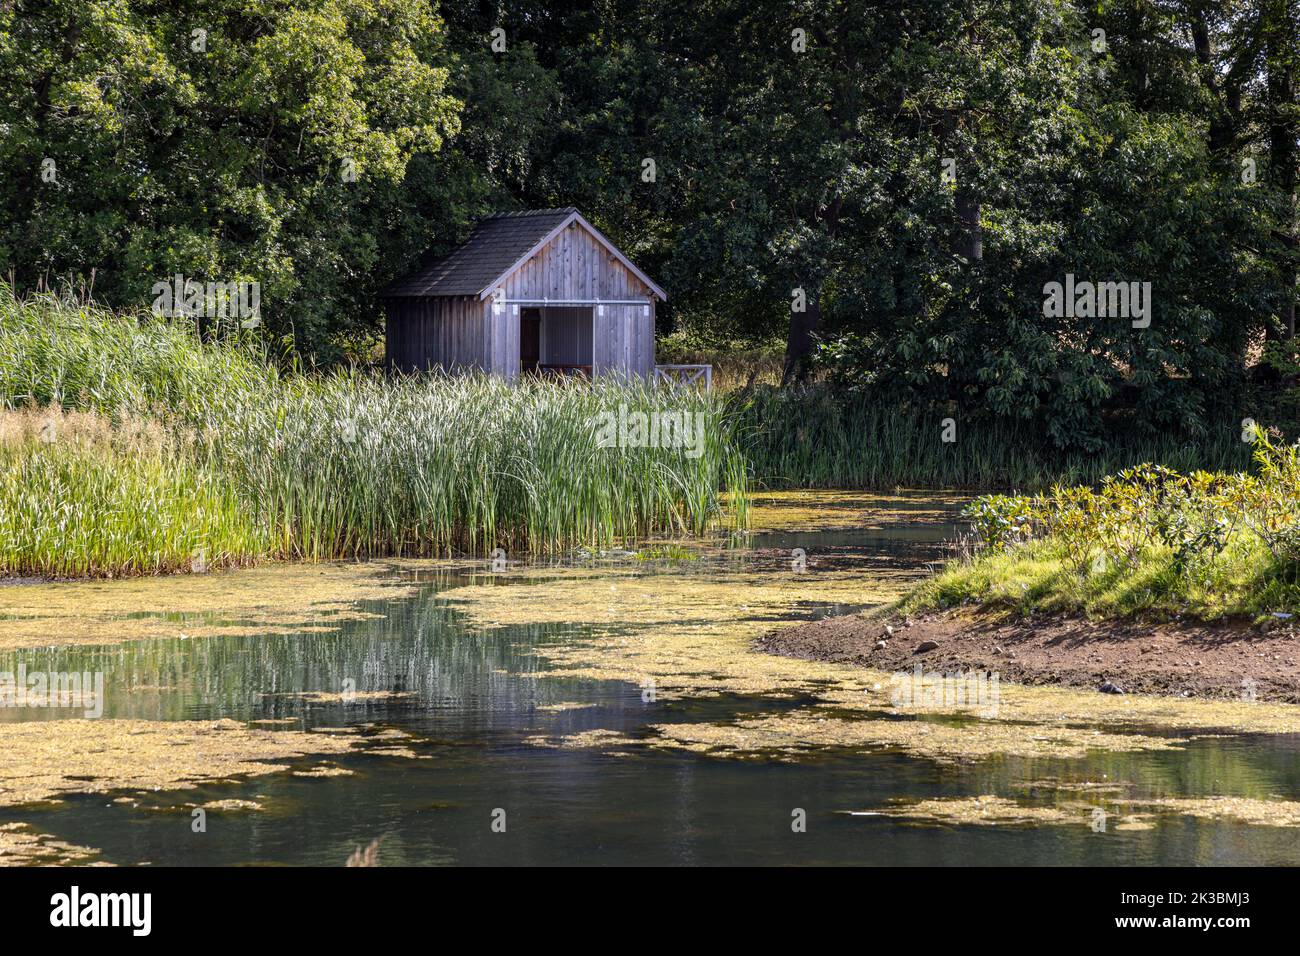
382,208 -> 666,301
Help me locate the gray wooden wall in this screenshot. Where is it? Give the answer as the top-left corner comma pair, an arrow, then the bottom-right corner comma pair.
385,296 -> 485,373
592,302 -> 655,378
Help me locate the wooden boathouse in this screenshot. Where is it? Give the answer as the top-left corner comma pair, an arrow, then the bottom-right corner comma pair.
381,208 -> 667,380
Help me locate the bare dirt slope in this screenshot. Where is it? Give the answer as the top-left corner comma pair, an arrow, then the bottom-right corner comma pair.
757,610 -> 1300,703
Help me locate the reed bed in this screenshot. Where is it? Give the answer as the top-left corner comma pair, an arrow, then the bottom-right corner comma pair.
0,286 -> 277,418
1,290 -> 747,576
736,387 -> 1251,490
198,373 -> 747,558
0,408 -> 264,577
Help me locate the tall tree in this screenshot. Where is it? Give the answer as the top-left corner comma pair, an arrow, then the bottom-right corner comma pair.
0,0 -> 462,361
1263,0 -> 1300,338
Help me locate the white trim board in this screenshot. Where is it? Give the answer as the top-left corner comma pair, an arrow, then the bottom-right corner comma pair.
500,298 -> 651,306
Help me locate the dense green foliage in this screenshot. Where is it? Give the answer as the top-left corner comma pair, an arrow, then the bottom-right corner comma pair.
905,428 -> 1300,620
1,0 -> 463,362
3,0 -> 1298,454
0,292 -> 746,575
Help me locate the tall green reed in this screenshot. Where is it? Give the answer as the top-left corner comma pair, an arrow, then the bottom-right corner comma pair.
1,289 -> 747,573
0,284 -> 276,419
198,372 -> 746,557
735,386 -> 1251,490
0,417 -> 264,578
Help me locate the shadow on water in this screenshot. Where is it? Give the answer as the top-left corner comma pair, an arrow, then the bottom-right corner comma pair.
3,495 -> 1300,865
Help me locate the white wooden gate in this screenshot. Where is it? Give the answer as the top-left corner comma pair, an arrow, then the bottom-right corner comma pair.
653,364 -> 713,391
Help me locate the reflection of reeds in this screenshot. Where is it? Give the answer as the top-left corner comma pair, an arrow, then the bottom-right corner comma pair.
1,289 -> 748,577
345,838 -> 382,867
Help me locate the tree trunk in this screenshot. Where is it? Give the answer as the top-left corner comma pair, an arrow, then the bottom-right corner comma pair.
1266,0 -> 1298,339
955,188 -> 983,262
782,197 -> 842,384
782,296 -> 821,385
1188,3 -> 1247,157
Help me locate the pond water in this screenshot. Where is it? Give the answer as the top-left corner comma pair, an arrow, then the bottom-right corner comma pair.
3,493 -> 1300,865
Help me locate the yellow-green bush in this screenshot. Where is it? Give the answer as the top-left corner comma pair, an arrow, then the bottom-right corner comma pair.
909,427 -> 1300,621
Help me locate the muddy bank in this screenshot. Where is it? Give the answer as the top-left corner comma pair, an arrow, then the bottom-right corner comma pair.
758,609 -> 1300,704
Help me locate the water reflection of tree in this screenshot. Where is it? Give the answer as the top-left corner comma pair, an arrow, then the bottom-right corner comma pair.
1,573 -> 598,726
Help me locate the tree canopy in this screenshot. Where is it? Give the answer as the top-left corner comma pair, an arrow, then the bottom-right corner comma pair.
2,0 -> 1298,445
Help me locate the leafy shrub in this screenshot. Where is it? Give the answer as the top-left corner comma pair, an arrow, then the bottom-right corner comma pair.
961,494 -> 1035,550
961,429 -> 1300,584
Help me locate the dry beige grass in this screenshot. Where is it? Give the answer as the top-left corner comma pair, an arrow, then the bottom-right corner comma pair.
0,406 -> 170,455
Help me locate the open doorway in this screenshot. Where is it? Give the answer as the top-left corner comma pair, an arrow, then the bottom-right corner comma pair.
520,306 -> 593,376
520,308 -> 541,373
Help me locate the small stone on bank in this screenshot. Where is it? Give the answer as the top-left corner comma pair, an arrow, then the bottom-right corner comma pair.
913,640 -> 939,654
1098,680 -> 1124,695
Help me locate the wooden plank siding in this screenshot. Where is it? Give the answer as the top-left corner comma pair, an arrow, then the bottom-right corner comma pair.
494,221 -> 655,379
385,296 -> 485,373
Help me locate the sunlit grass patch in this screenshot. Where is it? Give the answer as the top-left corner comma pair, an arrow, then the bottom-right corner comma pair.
904,540 -> 1295,621
903,541 -> 1078,615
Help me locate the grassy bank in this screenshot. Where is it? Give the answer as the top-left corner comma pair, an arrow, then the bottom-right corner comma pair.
0,291 -> 747,576
902,431 -> 1300,622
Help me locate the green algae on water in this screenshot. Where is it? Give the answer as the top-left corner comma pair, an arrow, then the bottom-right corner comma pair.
426,546 -> 1300,764
0,717 -> 422,810
866,793 -> 1300,830
0,563 -> 417,650
0,821 -> 109,867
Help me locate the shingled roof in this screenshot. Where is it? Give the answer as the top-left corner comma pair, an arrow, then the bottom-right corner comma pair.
382,207 -> 666,300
